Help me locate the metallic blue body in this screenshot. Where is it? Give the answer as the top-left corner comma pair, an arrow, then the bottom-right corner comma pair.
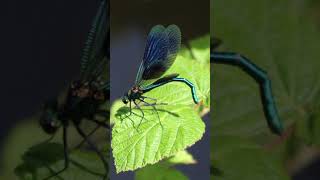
142,76 -> 199,104
211,51 -> 284,135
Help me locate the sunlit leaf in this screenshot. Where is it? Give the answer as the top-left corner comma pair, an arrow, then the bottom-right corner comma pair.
111,36 -> 209,172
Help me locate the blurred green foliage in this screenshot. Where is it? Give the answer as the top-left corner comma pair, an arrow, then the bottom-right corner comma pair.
212,0 -> 320,179
1,115 -> 108,180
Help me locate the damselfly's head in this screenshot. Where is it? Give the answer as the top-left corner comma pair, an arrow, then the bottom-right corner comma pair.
122,86 -> 142,104
40,99 -> 61,134
122,93 -> 129,104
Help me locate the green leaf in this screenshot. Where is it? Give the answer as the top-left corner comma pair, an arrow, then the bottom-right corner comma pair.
135,163 -> 188,180
167,150 -> 196,165
188,34 -> 210,64
295,108 -> 320,146
135,150 -> 195,180
112,105 -> 204,172
111,36 -> 209,173
111,100 -> 124,125
211,136 -> 290,180
163,54 -> 210,107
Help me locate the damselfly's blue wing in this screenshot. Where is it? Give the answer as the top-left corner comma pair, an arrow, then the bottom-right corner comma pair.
135,24 -> 181,86
80,0 -> 108,82
165,25 -> 181,64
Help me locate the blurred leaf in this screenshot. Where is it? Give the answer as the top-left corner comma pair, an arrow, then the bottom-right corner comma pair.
212,0 -> 320,140
211,136 -> 290,180
15,142 -> 107,180
3,117 -> 108,180
167,150 -> 196,165
2,119 -> 44,180
212,0 -> 320,177
310,110 -> 320,145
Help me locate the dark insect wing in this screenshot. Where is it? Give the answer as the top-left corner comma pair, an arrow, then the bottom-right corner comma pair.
135,25 -> 167,84
141,25 -> 181,81
80,0 -> 109,81
164,25 -> 181,66
135,24 -> 181,85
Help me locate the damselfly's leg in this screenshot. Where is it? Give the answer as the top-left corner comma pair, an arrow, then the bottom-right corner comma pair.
139,98 -> 162,128
211,52 -> 284,135
92,109 -> 110,129
133,100 -> 145,127
43,126 -> 69,180
88,119 -> 110,129
140,96 -> 157,105
140,96 -> 169,107
74,124 -> 108,180
75,125 -> 101,149
75,119 -> 109,149
129,100 -> 132,116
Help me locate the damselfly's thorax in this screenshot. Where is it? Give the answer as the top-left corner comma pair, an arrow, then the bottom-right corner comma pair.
69,79 -> 107,102
58,78 -> 108,124
122,85 -> 143,104
130,86 -> 143,94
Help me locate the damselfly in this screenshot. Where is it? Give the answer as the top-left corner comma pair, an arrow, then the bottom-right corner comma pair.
211,38 -> 284,135
39,0 -> 109,179
122,25 -> 199,119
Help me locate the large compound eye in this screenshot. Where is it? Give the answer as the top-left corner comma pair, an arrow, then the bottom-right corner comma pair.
122,95 -> 129,104
40,111 -> 60,134
40,100 -> 60,134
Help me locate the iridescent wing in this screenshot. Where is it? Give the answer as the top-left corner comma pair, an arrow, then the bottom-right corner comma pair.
135,24 -> 181,86
80,0 -> 109,82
